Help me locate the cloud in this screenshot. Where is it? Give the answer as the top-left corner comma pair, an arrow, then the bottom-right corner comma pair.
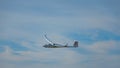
0,40 -> 120,68
0,45 -> 83,68
0,0 -> 120,36
79,40 -> 120,54
0,0 -> 120,68
0,10 -> 120,42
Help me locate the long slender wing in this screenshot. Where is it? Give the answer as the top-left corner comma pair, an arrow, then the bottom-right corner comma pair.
44,35 -> 54,45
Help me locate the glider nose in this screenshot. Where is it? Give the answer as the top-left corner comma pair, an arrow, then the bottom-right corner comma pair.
43,45 -> 47,47
43,45 -> 45,47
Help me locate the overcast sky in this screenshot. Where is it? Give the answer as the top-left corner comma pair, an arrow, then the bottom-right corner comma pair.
0,0 -> 120,68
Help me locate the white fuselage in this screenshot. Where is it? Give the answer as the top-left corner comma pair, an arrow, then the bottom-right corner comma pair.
43,35 -> 78,48
43,44 -> 76,48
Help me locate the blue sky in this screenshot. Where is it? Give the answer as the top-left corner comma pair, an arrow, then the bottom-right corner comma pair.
0,0 -> 120,68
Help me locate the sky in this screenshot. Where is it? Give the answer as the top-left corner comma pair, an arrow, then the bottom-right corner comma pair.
0,0 -> 120,68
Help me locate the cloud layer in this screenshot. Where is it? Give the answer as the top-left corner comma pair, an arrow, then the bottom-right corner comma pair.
0,0 -> 120,68
0,40 -> 120,68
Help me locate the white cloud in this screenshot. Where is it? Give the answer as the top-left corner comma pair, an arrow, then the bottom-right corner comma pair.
0,1 -> 120,36
79,40 -> 120,54
0,10 -> 119,43
0,40 -> 120,68
0,0 -> 120,68
0,45 -> 84,68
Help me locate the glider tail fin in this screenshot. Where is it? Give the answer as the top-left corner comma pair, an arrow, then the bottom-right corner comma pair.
73,41 -> 78,47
